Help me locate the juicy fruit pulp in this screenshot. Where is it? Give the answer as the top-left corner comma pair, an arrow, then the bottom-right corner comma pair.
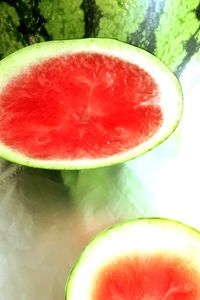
93,254 -> 198,300
0,52 -> 162,160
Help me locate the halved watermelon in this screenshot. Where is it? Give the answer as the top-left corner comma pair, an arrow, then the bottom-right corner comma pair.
65,218 -> 200,300
0,38 -> 183,169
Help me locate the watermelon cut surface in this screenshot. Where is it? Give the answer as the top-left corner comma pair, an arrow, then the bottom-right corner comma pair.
0,53 -> 162,159
0,39 -> 183,169
65,219 -> 200,300
93,255 -> 197,300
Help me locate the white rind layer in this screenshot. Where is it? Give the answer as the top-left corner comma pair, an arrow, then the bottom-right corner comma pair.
0,38 -> 183,169
65,218 -> 200,300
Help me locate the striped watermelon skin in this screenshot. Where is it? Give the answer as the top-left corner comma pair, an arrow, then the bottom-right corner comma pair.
0,0 -> 200,76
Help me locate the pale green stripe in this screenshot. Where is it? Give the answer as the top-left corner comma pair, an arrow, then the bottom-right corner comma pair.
96,0 -> 149,42
155,0 -> 200,71
39,0 -> 84,40
0,3 -> 24,58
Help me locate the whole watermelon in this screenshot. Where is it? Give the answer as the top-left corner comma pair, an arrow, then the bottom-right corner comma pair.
0,0 -> 200,76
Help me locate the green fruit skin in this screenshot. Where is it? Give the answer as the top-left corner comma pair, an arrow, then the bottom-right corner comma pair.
0,0 -> 200,75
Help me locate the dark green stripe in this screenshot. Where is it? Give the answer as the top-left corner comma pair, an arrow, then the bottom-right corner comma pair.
128,0 -> 165,54
0,0 -> 50,45
80,0 -> 102,38
195,2 -> 200,20
175,26 -> 200,76
17,0 -> 51,43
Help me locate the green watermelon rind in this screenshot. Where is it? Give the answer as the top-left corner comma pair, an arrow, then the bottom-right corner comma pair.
65,218 -> 200,299
0,38 -> 183,170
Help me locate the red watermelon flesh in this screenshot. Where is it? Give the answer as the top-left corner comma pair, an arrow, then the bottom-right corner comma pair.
93,254 -> 198,300
0,53 -> 162,160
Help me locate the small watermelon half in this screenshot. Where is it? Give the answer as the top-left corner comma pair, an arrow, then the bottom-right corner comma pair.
0,38 -> 183,169
65,218 -> 200,300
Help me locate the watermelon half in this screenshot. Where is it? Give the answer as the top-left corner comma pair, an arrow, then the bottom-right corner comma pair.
65,218 -> 200,300
0,38 -> 183,169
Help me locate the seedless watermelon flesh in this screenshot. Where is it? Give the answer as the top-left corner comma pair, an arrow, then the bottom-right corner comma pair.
93,255 -> 198,300
0,39 -> 183,169
65,219 -> 200,300
0,53 -> 162,159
